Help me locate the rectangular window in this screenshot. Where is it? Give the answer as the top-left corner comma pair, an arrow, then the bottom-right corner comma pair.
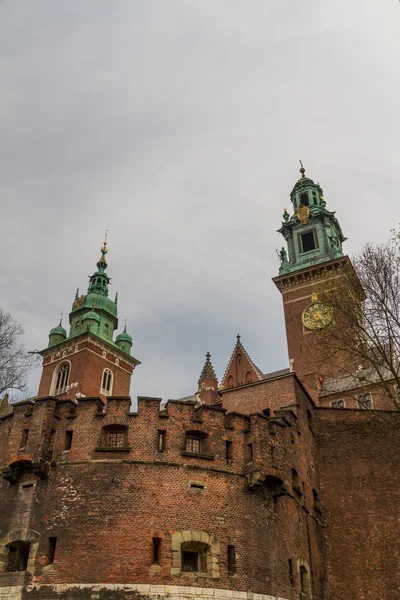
331,399 -> 345,409
186,437 -> 201,453
182,551 -> 198,572
64,430 -> 73,451
107,431 -> 124,447
227,545 -> 236,575
357,393 -> 373,409
225,440 -> 233,461
152,537 -> 161,565
47,537 -> 57,564
158,430 -> 166,452
246,443 -> 253,463
301,231 -> 316,253
20,429 -> 29,449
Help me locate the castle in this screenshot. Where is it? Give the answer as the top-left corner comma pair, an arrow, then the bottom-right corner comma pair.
0,167 -> 399,600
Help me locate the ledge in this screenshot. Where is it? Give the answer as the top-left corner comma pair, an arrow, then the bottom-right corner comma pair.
181,451 -> 215,460
95,446 -> 131,453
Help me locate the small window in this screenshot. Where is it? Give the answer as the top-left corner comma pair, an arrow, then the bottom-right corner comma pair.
312,191 -> 317,204
65,430 -> 73,451
237,354 -> 242,365
20,429 -> 29,449
182,551 -> 199,572
288,558 -> 294,586
152,537 -> 161,565
54,362 -> 70,395
107,430 -> 125,447
227,545 -> 236,575
357,393 -> 373,409
48,429 -> 56,456
6,541 -> 30,572
104,323 -> 109,333
186,436 -> 201,453
331,399 -> 345,408
225,440 -> 233,461
313,489 -> 321,513
300,192 -> 309,206
292,468 -> 301,493
301,231 -> 316,253
246,443 -> 253,463
245,371 -> 252,384
47,537 -> 57,564
227,376 -> 234,388
75,321 -> 80,329
300,565 -> 312,598
181,546 -> 207,573
158,430 -> 166,452
101,368 -> 113,396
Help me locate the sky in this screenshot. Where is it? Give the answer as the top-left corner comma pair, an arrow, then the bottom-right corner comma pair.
1,1 -> 399,404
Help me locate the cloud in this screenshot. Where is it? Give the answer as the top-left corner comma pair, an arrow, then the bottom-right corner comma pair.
1,0 -> 399,402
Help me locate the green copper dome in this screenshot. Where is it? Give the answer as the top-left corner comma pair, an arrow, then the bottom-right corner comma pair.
116,330 -> 132,343
82,310 -> 100,323
115,326 -> 132,355
48,319 -> 67,347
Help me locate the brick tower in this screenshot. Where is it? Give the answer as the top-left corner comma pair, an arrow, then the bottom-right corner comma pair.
273,164 -> 352,401
37,238 -> 140,400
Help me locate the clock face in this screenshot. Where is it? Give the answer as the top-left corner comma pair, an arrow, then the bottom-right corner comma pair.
302,302 -> 333,330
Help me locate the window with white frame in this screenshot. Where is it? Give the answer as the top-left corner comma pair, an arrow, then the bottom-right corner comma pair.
101,368 -> 113,395
331,399 -> 345,408
53,362 -> 70,396
357,392 -> 373,409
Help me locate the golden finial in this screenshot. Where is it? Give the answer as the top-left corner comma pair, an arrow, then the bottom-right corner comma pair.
311,293 -> 318,303
299,159 -> 305,177
99,230 -> 108,265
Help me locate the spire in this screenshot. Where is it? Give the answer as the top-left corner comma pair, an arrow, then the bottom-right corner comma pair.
87,235 -> 111,297
200,352 -> 217,380
97,230 -> 108,269
299,159 -> 305,178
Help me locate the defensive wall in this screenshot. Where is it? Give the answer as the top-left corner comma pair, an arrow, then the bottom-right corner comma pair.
0,388 -> 324,600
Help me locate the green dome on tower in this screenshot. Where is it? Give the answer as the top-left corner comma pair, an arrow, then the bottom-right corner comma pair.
48,318 -> 67,347
116,325 -> 132,355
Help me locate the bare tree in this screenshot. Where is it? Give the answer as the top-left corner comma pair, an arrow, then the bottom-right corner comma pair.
0,309 -> 36,397
313,238 -> 400,407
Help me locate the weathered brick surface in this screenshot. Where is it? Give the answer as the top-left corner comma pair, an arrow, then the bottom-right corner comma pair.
0,391 -> 323,600
315,408 -> 400,599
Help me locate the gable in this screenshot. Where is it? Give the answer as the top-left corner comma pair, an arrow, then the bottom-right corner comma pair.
221,338 -> 265,389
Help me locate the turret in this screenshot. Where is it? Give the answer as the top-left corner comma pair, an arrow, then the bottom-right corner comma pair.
198,352 -> 220,405
48,318 -> 67,347
115,325 -> 133,355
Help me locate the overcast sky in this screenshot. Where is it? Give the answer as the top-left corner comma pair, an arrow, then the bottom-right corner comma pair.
1,1 -> 399,403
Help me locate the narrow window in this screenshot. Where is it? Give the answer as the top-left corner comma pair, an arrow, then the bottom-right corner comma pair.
301,231 -> 316,253
300,192 -> 309,206
237,354 -> 242,365
245,371 -> 252,384
270,445 -> 275,466
65,430 -> 73,451
47,537 -> 57,564
54,362 -> 70,395
227,545 -> 236,575
357,393 -> 373,409
20,429 -> 29,449
6,541 -> 30,572
288,559 -> 294,586
48,429 -> 56,455
225,440 -> 233,461
152,537 -> 161,565
227,376 -> 234,388
158,430 -> 166,452
331,399 -> 345,408
312,191 -> 317,204
292,468 -> 301,493
101,369 -> 113,395
246,443 -> 253,463
313,489 -> 321,513
104,323 -> 109,334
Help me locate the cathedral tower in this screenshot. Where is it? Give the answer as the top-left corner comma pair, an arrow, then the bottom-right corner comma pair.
273,165 -> 351,401
37,239 -> 140,400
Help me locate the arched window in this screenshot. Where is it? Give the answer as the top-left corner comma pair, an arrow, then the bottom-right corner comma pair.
101,369 -> 113,395
170,530 -> 220,578
300,565 -> 312,598
53,362 -> 70,396
300,192 -> 309,206
236,354 -> 242,365
227,376 -> 234,388
245,371 -> 252,384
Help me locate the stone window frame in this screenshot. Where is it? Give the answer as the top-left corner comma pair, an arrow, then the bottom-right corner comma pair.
100,368 -> 114,396
170,530 -> 220,579
296,558 -> 312,599
51,360 -> 71,396
0,528 -> 40,574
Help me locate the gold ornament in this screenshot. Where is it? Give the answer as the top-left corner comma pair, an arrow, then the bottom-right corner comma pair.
302,302 -> 333,330
74,295 -> 86,309
296,203 -> 310,225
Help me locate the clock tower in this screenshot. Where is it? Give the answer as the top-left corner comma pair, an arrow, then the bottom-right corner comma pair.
273,164 -> 351,402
